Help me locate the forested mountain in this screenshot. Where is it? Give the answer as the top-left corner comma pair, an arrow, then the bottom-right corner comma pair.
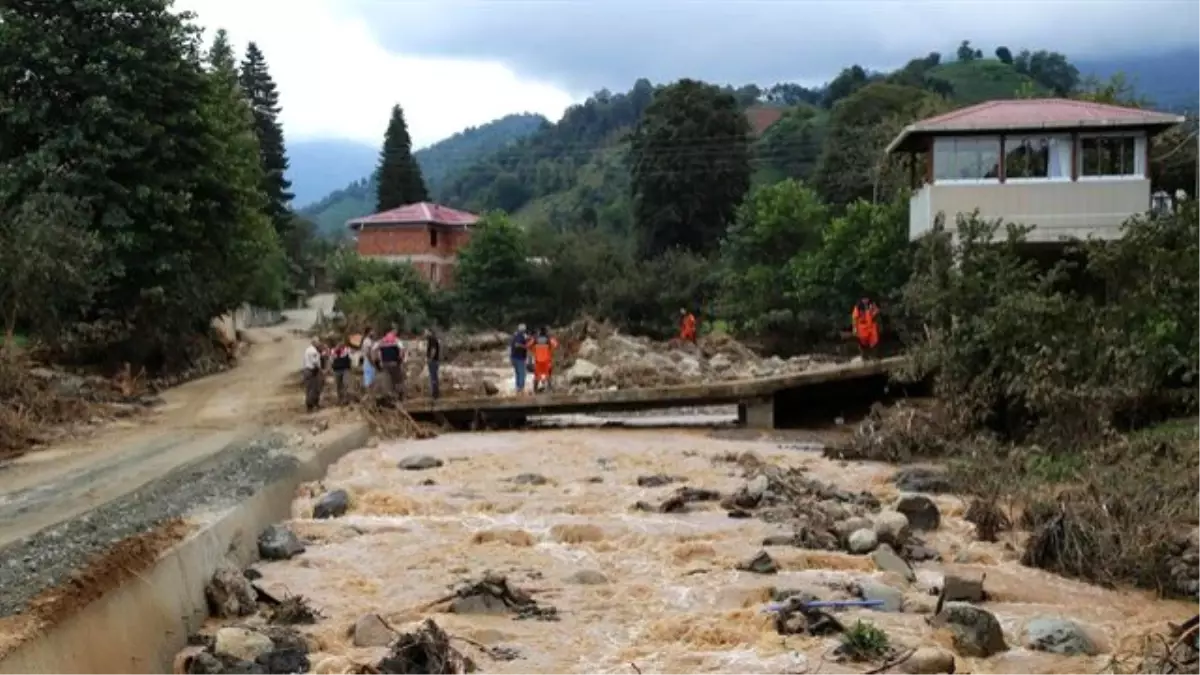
299,113 -> 546,234
422,43 -> 1195,235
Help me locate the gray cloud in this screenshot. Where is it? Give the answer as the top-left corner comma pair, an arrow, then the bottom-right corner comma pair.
349,0 -> 1198,95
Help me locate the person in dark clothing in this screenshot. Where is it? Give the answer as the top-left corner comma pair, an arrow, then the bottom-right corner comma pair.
330,339 -> 353,405
425,328 -> 442,400
302,337 -> 323,412
376,326 -> 405,401
510,323 -> 529,394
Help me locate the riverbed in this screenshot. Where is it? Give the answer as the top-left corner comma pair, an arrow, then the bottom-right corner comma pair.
243,425 -> 1192,674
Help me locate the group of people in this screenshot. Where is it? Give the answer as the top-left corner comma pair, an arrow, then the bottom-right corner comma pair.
301,326 -> 443,413
302,297 -> 882,411
508,324 -> 560,394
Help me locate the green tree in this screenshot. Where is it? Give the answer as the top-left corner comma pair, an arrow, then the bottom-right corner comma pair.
0,0 -> 271,364
995,46 -> 1013,64
239,42 -> 294,237
0,194 -> 101,347
718,180 -> 828,335
956,41 -> 978,62
812,83 -> 946,207
791,199 -> 911,335
452,212 -> 539,327
376,104 -> 429,211
629,79 -> 751,257
753,106 -> 828,184
205,29 -> 287,311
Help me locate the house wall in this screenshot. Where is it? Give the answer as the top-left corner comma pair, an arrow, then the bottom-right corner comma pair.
355,224 -> 472,288
910,178 -> 1151,242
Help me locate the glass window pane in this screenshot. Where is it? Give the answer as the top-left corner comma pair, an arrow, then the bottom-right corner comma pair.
933,139 -> 957,181
1080,135 -> 1139,176
1005,137 -> 1050,179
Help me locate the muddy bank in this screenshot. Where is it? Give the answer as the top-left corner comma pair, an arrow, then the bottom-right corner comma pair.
219,429 -> 1194,674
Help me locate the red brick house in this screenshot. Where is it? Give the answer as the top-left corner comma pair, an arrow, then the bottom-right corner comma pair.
746,105 -> 786,137
347,202 -> 478,288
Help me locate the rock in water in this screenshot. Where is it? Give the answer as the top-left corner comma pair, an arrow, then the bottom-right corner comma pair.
1023,617 -> 1099,656
564,569 -> 609,585
214,627 -> 274,663
354,613 -> 397,647
258,524 -> 305,561
636,474 -> 681,488
206,566 -> 257,618
510,473 -> 548,485
931,602 -> 1008,657
941,573 -> 985,603
312,489 -> 350,519
856,581 -> 904,612
871,544 -> 915,582
847,528 -> 879,554
892,466 -> 953,493
737,550 -> 778,574
873,510 -> 911,547
898,647 -> 956,674
895,495 -> 941,531
398,455 -> 443,471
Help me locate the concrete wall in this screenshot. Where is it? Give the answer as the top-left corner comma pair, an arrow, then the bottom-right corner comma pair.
0,424 -> 370,675
910,178 -> 1151,242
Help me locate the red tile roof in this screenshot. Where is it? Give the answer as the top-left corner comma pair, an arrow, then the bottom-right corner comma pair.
348,202 -> 479,230
746,105 -> 786,136
886,98 -> 1184,153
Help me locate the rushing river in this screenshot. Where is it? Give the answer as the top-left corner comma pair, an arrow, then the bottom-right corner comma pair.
245,425 -> 1192,674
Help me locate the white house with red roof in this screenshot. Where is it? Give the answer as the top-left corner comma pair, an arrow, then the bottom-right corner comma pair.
347,202 -> 479,288
885,98 -> 1185,242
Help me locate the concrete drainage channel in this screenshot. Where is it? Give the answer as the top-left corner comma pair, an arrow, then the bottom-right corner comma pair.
0,423 -> 369,674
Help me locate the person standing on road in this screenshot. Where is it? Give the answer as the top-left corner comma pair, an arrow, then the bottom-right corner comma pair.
330,339 -> 353,405
425,328 -> 442,400
303,337 -> 324,412
510,323 -> 529,394
360,328 -> 376,390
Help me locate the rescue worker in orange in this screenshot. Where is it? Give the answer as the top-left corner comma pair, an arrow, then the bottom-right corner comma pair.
678,308 -> 697,344
526,326 -> 559,393
852,296 -> 881,357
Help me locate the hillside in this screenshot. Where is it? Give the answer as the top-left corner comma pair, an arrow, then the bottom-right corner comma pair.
1075,47 -> 1199,111
428,45 -> 1195,229
299,113 -> 547,234
288,139 -> 377,207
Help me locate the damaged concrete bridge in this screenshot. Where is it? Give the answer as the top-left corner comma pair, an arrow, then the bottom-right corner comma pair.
405,356 -> 911,429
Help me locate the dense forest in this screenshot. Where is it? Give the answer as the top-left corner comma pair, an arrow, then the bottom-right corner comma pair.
300,113 -> 547,234
0,0 -> 332,370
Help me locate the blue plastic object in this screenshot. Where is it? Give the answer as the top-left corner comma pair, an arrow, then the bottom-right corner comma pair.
762,598 -> 885,613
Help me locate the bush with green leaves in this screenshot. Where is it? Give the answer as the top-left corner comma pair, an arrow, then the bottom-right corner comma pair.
329,249 -> 440,332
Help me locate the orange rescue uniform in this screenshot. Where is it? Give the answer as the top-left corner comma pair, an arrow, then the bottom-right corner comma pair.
852,303 -> 880,349
527,335 -> 559,384
679,312 -> 697,342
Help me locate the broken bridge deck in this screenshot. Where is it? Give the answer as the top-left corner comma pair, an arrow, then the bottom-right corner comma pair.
404,356 -> 908,429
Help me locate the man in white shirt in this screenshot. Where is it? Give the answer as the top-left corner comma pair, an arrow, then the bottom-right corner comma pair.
303,338 -> 324,412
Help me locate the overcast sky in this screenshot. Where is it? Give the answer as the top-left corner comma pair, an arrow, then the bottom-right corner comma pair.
179,0 -> 1199,149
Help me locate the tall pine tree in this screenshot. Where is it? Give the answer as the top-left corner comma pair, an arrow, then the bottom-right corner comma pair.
376,104 -> 428,212
239,42 -> 294,237
205,30 -> 287,311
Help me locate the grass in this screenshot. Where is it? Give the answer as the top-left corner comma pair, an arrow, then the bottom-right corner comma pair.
839,620 -> 890,662
928,60 -> 1046,104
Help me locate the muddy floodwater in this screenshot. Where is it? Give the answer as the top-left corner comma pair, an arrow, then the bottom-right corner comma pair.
247,426 -> 1193,674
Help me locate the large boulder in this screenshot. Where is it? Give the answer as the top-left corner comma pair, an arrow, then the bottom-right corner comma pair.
312,489 -> 350,519
398,455 -> 443,471
258,524 -> 305,561
856,580 -> 904,612
1023,617 -> 1100,656
214,627 -> 274,663
873,510 -> 911,547
898,647 -> 956,674
931,602 -> 1008,657
205,566 -> 256,618
567,359 -> 601,385
353,613 -> 396,648
895,495 -> 941,531
847,528 -> 879,554
893,466 -> 953,493
871,544 -> 915,582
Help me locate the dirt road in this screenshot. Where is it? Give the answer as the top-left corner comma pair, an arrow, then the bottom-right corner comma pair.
0,295 -> 334,547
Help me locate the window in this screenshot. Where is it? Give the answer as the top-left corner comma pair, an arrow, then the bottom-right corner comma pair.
1080,135 -> 1139,177
1004,135 -> 1072,180
429,228 -> 438,247
933,137 -> 1001,182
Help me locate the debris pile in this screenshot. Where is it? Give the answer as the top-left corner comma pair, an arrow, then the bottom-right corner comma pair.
423,318 -> 841,397
429,572 -> 559,622
376,619 -> 476,675
175,625 -> 310,674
